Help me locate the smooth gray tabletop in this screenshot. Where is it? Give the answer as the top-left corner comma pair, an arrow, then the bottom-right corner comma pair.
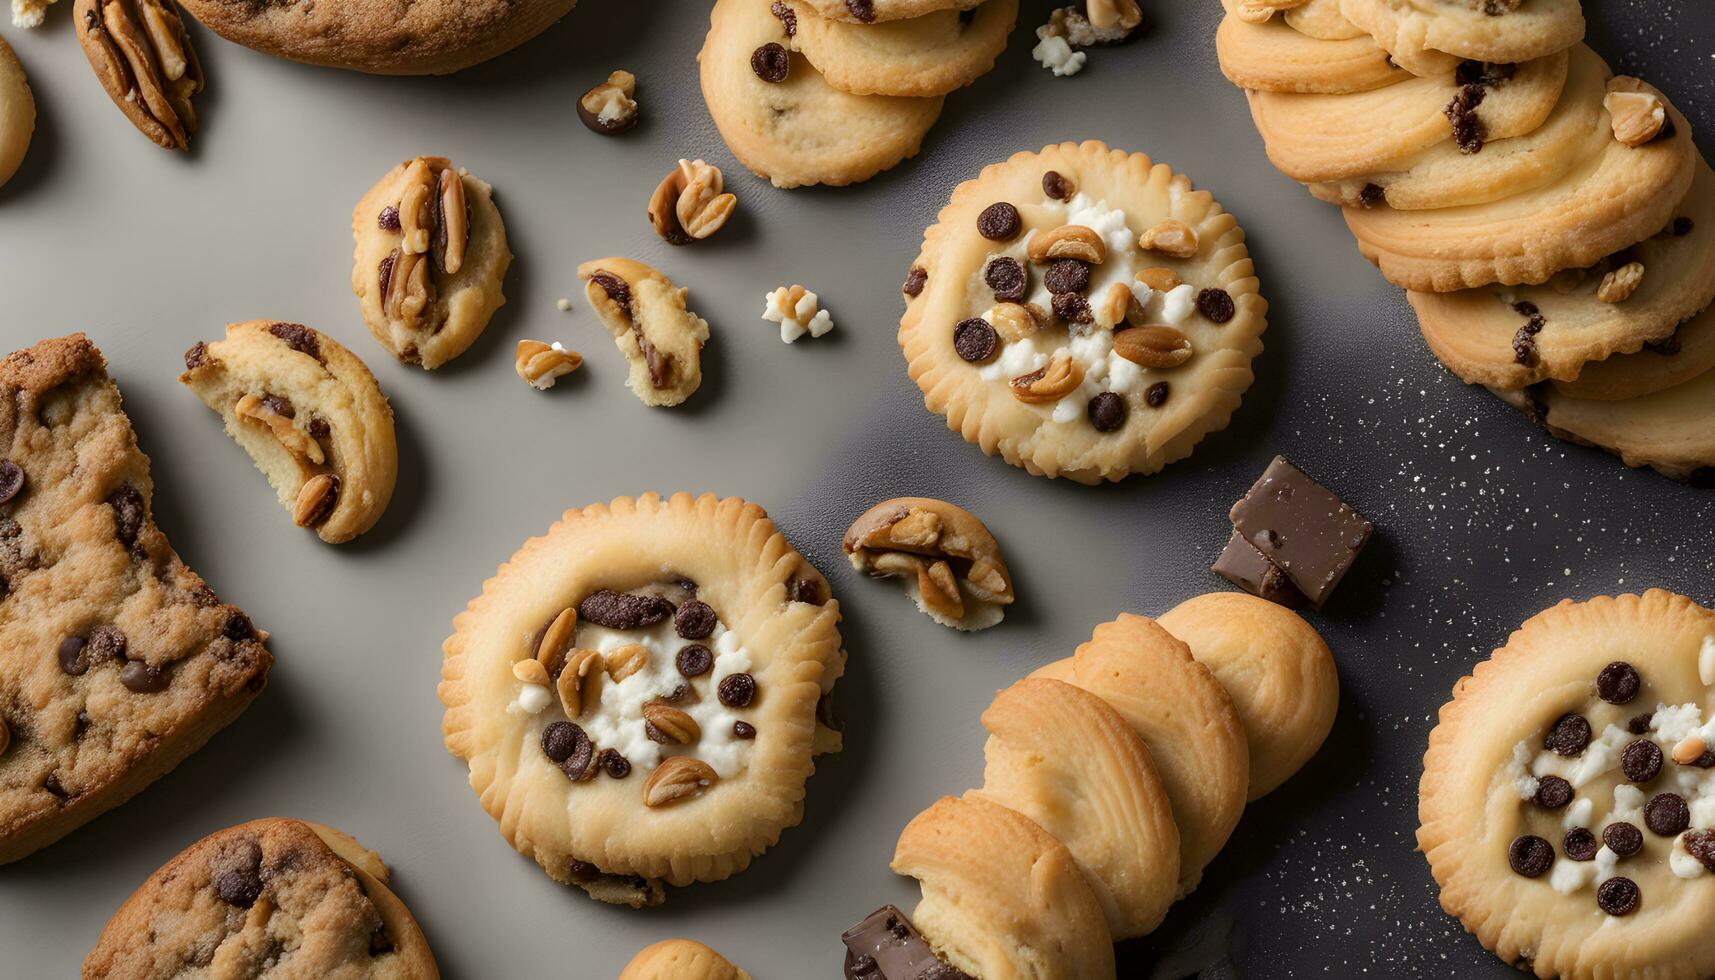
1,1 -> 1713,976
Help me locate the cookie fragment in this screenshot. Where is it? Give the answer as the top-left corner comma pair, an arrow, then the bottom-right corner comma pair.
842,496 -> 1014,630
576,257 -> 711,407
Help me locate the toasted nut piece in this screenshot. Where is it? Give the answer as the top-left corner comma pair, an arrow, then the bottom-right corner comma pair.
649,158 -> 737,244
643,756 -> 718,807
235,393 -> 326,465
1086,0 -> 1143,31
398,158 -> 437,255
512,658 -> 550,687
987,303 -> 1044,344
515,340 -> 583,390
643,702 -> 701,745
535,607 -> 578,671
292,474 -> 339,528
1140,219 -> 1200,258
1009,352 -> 1084,404
605,643 -> 649,682
381,248 -> 432,326
1673,736 -> 1707,765
1113,325 -> 1195,368
860,506 -> 942,551
435,167 -> 468,276
867,549 -> 925,577
0,716 -> 8,756
1605,87 -> 1666,147
1094,282 -> 1141,329
1596,262 -> 1644,303
578,69 -> 639,135
917,560 -> 965,621
1028,224 -> 1106,264
1135,266 -> 1182,292
76,0 -> 204,150
558,647 -> 605,717
843,496 -> 1014,630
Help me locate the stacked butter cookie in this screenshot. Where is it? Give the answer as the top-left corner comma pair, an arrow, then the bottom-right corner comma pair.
1216,0 -> 1713,483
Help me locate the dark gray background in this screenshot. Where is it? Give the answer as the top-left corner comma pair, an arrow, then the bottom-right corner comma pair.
1,1 -> 1712,976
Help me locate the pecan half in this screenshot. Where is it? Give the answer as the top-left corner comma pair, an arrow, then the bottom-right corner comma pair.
1086,0 -> 1144,33
642,756 -> 717,807
75,0 -> 203,150
534,607 -> 578,673
381,248 -> 432,328
1028,224 -> 1106,264
292,474 -> 339,528
604,643 -> 649,682
512,658 -> 551,687
434,168 -> 468,276
1113,325 -> 1194,368
1596,262 -> 1644,303
557,647 -> 605,718
643,702 -> 701,745
1009,352 -> 1084,403
649,159 -> 737,245
235,393 -> 325,465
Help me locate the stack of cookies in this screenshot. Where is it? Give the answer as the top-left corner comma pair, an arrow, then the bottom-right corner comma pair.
1216,0 -> 1714,484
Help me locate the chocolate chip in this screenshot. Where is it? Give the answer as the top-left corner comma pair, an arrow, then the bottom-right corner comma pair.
1043,259 -> 1090,296
106,485 -> 146,547
771,0 -> 797,35
733,720 -> 756,739
717,672 -> 757,708
1507,834 -> 1553,877
1145,381 -> 1170,408
0,461 -> 24,506
578,590 -> 673,630
541,721 -> 583,763
378,206 -> 401,231
120,660 -> 167,693
1052,291 -> 1093,324
261,394 -> 294,419
1645,793 -> 1690,836
674,600 -> 717,640
588,271 -> 632,312
789,576 -> 826,605
846,0 -> 875,21
1596,662 -> 1641,704
953,318 -> 998,363
676,644 -> 713,678
58,636 -> 89,676
369,926 -> 393,956
567,860 -> 598,882
1544,713 -> 1591,756
1628,712 -> 1654,735
751,42 -> 790,82
88,625 -> 127,664
184,341 -> 210,370
1654,114 -> 1677,143
818,692 -> 841,732
214,868 -> 263,908
984,257 -> 1028,303
1512,300 -> 1539,316
1684,829 -> 1715,872
902,266 -> 928,297
976,202 -> 1021,241
1596,876 -> 1640,916
377,252 -> 397,299
1533,775 -> 1573,809
1561,827 -> 1597,861
1673,216 -> 1695,237
268,323 -> 321,360
598,748 -> 631,778
1197,287 -> 1235,323
1602,821 -> 1643,857
1359,183 -> 1385,207
1619,739 -> 1662,783
561,733 -> 595,780
1042,170 -> 1073,201
42,772 -> 67,799
1088,392 -> 1127,432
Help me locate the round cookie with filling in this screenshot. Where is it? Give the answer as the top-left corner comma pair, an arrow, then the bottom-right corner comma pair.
0,36 -> 34,189
439,492 -> 846,906
180,320 -> 397,545
699,0 -> 944,189
780,0 -> 1015,98
351,155 -> 511,369
1338,0 -> 1583,77
84,818 -> 439,978
793,0 -> 982,24
1419,590 -> 1715,978
620,939 -> 749,980
899,140 -> 1266,483
1215,0 -> 1408,95
177,0 -> 579,74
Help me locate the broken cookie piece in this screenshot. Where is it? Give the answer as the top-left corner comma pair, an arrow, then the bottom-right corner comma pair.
1219,456 -> 1372,610
576,257 -> 711,407
842,496 -> 1013,631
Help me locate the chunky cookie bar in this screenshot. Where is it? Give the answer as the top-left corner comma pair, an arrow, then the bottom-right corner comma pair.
0,334 -> 271,864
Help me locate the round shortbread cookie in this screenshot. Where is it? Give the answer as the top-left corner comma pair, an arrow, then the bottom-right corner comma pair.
1339,0 -> 1584,77
1553,303 -> 1715,403
1418,590 -> 1715,979
1032,614 -> 1248,894
1412,156 -> 1715,390
793,0 -> 982,25
0,36 -> 33,189
1158,591 -> 1339,801
620,939 -> 750,980
1283,0 -> 1366,40
891,794 -> 1116,980
899,140 -> 1266,484
974,677 -> 1181,939
1492,365 -> 1715,484
438,493 -> 846,905
1215,2 -> 1405,95
1247,49 -> 1569,185
699,0 -> 944,189
782,0 -> 1016,98
1345,77 -> 1695,292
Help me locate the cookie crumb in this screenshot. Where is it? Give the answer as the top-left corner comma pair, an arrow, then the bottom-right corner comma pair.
556,298 -> 573,312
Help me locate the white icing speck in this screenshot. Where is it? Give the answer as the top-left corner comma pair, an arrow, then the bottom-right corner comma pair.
1506,740 -> 1540,800
1158,283 -> 1197,325
1563,796 -> 1593,829
1652,702 -> 1704,745
515,684 -> 552,715
1032,35 -> 1085,76
1611,783 -> 1646,821
1671,833 -> 1709,879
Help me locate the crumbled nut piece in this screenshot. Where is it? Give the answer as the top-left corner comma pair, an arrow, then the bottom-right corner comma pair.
1010,352 -> 1084,403
235,393 -> 325,465
642,756 -> 718,807
515,340 -> 583,390
1605,86 -> 1666,147
535,607 -> 578,673
643,702 -> 701,745
435,167 -> 468,275
1093,282 -> 1141,329
1028,224 -> 1106,264
557,647 -> 605,717
605,643 -> 649,682
917,560 -> 965,621
1136,266 -> 1182,292
1596,262 -> 1644,303
1140,219 -> 1199,258
842,497 -> 1015,630
987,303 -> 1045,343
1113,325 -> 1194,368
762,285 -> 835,343
512,658 -> 551,687
1041,4 -> 1138,46
578,70 -> 639,135
292,474 -> 339,528
1674,736 -> 1708,766
648,158 -> 737,245
13,0 -> 59,29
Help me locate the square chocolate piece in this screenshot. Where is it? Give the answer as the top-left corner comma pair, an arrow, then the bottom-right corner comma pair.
1213,529 -> 1307,609
1227,456 -> 1372,609
842,905 -> 973,980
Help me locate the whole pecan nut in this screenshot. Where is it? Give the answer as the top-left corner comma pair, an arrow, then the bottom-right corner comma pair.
648,159 -> 737,245
642,756 -> 718,807
75,0 -> 203,150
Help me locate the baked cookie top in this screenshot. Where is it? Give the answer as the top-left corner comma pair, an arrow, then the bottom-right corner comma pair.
1215,0 -> 1408,95
84,818 -> 439,979
439,493 -> 845,904
1419,591 -> 1715,978
899,140 -> 1266,484
781,0 -> 1017,98
1338,0 -> 1584,77
792,0 -> 982,25
0,335 -> 271,865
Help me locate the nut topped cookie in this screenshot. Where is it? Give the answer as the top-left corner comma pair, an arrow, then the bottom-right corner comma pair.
842,496 -> 1013,631
352,156 -> 511,370
84,818 -> 439,978
0,335 -> 271,864
439,493 -> 845,906
1216,0 -> 1411,95
900,140 -> 1266,483
576,258 -> 711,407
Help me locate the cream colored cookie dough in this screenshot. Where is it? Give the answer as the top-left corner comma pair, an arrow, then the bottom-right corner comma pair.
439,493 -> 845,905
782,0 -> 1016,98
180,321 -> 397,545
841,496 -> 1014,631
576,258 -> 710,408
1282,0 -> 1364,40
1215,0 -> 1407,95
620,939 -> 749,980
1419,590 -> 1715,979
1494,364 -> 1715,484
1339,0 -> 1583,77
699,0 -> 944,189
1553,303 -> 1715,404
351,155 -> 511,369
1158,592 -> 1338,801
794,0 -> 981,24
900,140 -> 1266,484
0,36 -> 33,188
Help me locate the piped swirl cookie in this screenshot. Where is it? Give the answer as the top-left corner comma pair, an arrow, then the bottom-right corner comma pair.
1492,368 -> 1715,485
1419,590 -> 1715,978
439,493 -> 845,906
1215,0 -> 1409,95
780,0 -> 1017,98
899,140 -> 1266,483
352,155 -> 511,369
180,321 -> 398,545
576,258 -> 711,408
1337,0 -> 1584,78
620,939 -> 749,980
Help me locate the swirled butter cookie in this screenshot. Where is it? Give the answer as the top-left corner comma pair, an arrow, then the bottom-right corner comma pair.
1493,366 -> 1715,484
0,36 -> 33,188
1346,77 -> 1695,292
781,0 -> 1016,98
177,0 -> 578,74
621,939 -> 749,980
84,818 -> 439,979
1339,0 -> 1583,77
1215,0 -> 1407,95
180,321 -> 397,544
699,0 -> 944,188
899,140 -> 1266,484
1419,590 -> 1715,978
439,493 -> 845,906
576,258 -> 710,408
891,794 -> 1116,979
351,155 -> 511,370
1282,0 -> 1365,40
1552,303 -> 1715,404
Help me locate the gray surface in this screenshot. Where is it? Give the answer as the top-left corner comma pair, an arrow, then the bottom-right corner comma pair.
1,1 -> 1713,976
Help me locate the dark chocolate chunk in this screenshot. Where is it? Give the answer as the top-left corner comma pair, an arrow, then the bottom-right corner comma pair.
1596,876 -> 1640,916
106,485 -> 146,547
598,748 -> 631,779
588,271 -> 633,313
953,318 -> 998,363
268,323 -> 321,360
1212,529 -> 1307,609
789,576 -> 827,605
1683,829 -> 1715,872
674,600 -> 717,640
224,612 -> 255,641
578,590 -> 673,630
1602,821 -> 1643,857
58,636 -> 89,676
561,733 -> 595,780
1052,291 -> 1093,324
1197,287 -> 1235,323
751,42 -> 790,83
733,720 -> 757,740
717,672 -> 757,708
1597,661 -> 1641,704
378,206 -> 401,231
1042,170 -> 1073,201
984,257 -> 1028,302
902,266 -> 928,297
976,202 -> 1021,241
1621,739 -> 1663,782
369,926 -> 393,956
1359,183 -> 1385,207
1562,827 -> 1598,861
1673,216 -> 1695,237
1508,834 -> 1554,877
675,644 -> 713,678
120,660 -> 168,693
1628,712 -> 1654,735
1227,456 -> 1373,610
1144,381 -> 1170,407
818,692 -> 841,732
842,905 -> 975,980
846,0 -> 876,22
1645,793 -> 1690,836
1533,775 -> 1573,809
184,342 -> 209,370
771,0 -> 798,35
1087,392 -> 1127,433
0,461 -> 24,504
1044,258 -> 1091,295
1545,713 -> 1591,757
541,721 -> 583,763
214,867 -> 264,908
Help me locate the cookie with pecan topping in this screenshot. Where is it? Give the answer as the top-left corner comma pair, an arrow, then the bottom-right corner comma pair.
842,496 -> 1013,630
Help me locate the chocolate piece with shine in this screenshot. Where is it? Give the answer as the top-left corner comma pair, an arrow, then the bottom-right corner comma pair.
842,905 -> 974,980
1228,455 -> 1372,610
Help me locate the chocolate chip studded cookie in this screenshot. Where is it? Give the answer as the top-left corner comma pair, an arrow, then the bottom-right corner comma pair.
900,140 -> 1266,483
352,156 -> 511,370
439,493 -> 845,906
1338,0 -> 1584,78
84,818 -> 439,978
1420,590 -> 1715,978
0,36 -> 35,187
74,0 -> 203,151
180,321 -> 398,544
0,335 -> 271,864
576,258 -> 711,408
